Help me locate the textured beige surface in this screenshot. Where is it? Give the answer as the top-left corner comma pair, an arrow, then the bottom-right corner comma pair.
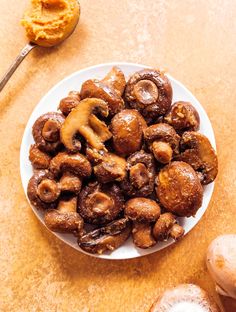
0,1 -> 236,311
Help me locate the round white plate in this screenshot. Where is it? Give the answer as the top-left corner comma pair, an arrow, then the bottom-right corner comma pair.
20,62 -> 216,260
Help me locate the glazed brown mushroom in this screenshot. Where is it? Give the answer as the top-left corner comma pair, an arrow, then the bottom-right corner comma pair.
175,131 -> 218,184
59,171 -> 82,194
27,170 -> 60,210
32,112 -> 65,153
121,150 -> 155,197
59,91 -> 81,116
93,153 -> 127,183
125,198 -> 161,222
49,151 -> 92,179
153,213 -> 184,242
29,144 -> 52,169
150,284 -> 221,312
164,101 -> 200,132
156,161 -> 203,217
132,222 -> 156,249
144,123 -> 180,164
60,98 -> 112,152
125,69 -> 172,123
110,109 -> 147,157
80,66 -> 126,115
78,182 -> 124,225
44,196 -> 84,234
78,218 -> 131,254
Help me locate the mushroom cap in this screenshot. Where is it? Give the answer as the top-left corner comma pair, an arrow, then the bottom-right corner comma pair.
80,79 -> 124,116
32,112 -> 65,153
156,161 -> 203,217
49,151 -> 92,178
27,170 -> 58,210
132,221 -> 156,249
101,66 -> 126,96
176,131 -> 218,184
29,144 -> 52,169
78,218 -> 131,254
164,101 -> 200,132
206,234 -> 236,300
125,197 -> 161,222
60,98 -> 111,151
150,284 -> 220,312
94,153 -> 127,183
44,196 -> 84,234
125,69 -> 172,122
59,91 -> 81,116
111,109 -> 147,157
152,212 -> 176,241
144,123 -> 180,154
120,150 -> 156,197
78,182 -> 124,225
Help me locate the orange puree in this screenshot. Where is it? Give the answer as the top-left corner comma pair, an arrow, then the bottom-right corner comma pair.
21,0 -> 80,47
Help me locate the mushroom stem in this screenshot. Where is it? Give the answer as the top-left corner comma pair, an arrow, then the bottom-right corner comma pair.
153,213 -> 185,241
151,141 -> 173,164
44,196 -> 84,234
37,178 -> 60,203
101,66 -> 126,96
60,98 -> 110,151
59,172 -> 82,194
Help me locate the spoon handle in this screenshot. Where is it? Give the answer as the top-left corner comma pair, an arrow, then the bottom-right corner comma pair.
0,42 -> 37,92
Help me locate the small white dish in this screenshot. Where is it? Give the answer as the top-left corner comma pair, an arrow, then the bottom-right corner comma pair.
20,62 -> 216,260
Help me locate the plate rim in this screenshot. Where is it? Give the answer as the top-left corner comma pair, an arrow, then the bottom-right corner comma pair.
20,62 -> 216,260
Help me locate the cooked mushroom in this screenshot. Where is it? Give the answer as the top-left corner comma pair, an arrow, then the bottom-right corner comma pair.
125,198 -> 161,222
175,131 -> 218,184
29,144 -> 52,169
49,151 -> 92,179
60,98 -> 112,152
206,234 -> 236,300
150,284 -> 220,312
120,150 -> 155,197
110,109 -> 147,157
44,196 -> 84,234
132,222 -> 156,249
125,69 -> 172,123
80,66 -> 126,115
32,112 -> 65,153
156,161 -> 203,217
164,101 -> 200,132
78,218 -> 131,254
78,182 -> 124,225
27,170 -> 60,210
59,171 -> 82,194
93,153 -> 127,183
153,213 -> 184,242
144,123 -> 180,164
59,91 -> 81,116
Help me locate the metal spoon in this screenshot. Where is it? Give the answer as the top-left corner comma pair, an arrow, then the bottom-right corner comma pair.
0,13 -> 80,92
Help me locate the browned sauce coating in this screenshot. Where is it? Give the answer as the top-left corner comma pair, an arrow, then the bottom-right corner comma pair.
29,144 -> 52,169
27,170 -> 59,210
32,112 -> 65,153
121,150 -> 155,197
111,109 -> 147,157
156,161 -> 203,217
78,182 -> 124,225
125,69 -> 172,123
132,222 -> 156,249
164,101 -> 200,132
59,91 -> 81,116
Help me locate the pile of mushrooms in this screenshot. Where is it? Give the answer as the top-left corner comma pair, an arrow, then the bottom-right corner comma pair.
27,66 -> 218,254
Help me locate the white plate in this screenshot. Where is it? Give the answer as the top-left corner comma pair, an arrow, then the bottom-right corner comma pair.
20,62 -> 216,260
